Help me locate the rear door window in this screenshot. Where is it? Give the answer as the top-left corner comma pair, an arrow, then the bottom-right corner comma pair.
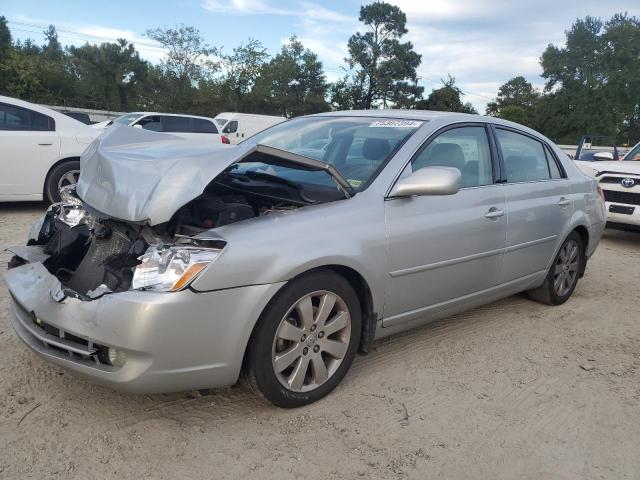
161,116 -> 192,133
0,103 -> 55,131
496,129 -> 550,183
192,118 -> 218,134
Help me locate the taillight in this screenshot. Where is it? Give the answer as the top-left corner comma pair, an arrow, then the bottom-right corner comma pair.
221,136 -> 230,144
597,185 -> 605,203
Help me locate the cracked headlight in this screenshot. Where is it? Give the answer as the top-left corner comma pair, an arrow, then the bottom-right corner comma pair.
131,245 -> 221,292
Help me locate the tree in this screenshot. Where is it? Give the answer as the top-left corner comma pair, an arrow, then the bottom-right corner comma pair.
0,16 -> 11,62
145,24 -> 219,111
337,1 -> 422,109
0,16 -> 13,92
539,14 -> 640,144
146,24 -> 218,82
252,36 -> 329,117
486,76 -> 540,127
68,40 -> 150,110
42,25 -> 63,60
219,38 -> 269,112
416,75 -> 477,114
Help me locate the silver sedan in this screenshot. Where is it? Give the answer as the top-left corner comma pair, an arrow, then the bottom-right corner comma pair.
4,111 -> 606,407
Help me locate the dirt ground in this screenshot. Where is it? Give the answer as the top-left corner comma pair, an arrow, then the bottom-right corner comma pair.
0,202 -> 639,480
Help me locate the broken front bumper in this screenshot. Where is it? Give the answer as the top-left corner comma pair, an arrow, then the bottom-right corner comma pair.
4,257 -> 285,393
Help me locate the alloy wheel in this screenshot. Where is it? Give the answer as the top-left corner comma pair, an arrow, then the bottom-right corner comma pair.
271,290 -> 351,392
553,239 -> 579,297
58,169 -> 80,191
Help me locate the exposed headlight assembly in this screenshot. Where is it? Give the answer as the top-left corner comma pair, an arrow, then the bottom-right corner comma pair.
57,184 -> 92,228
131,245 -> 222,292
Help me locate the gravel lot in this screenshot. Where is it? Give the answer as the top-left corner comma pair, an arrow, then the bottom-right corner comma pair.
1,202 -> 639,480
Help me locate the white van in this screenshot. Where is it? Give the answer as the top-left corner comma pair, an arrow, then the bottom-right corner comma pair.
214,113 -> 287,144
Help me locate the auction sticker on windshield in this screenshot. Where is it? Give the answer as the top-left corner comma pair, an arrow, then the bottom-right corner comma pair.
369,120 -> 423,128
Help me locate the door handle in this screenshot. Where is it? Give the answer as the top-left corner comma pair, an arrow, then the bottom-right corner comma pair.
558,197 -> 571,207
484,207 -> 504,219
38,143 -> 53,146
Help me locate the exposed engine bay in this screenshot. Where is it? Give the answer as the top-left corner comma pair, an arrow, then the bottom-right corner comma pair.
12,177 -> 306,299
9,134 -> 355,300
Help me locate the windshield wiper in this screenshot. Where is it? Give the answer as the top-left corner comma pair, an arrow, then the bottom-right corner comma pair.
253,144 -> 354,198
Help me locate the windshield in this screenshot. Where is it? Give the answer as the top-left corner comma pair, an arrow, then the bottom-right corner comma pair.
240,116 -> 424,190
215,118 -> 228,127
624,143 -> 640,161
113,113 -> 144,125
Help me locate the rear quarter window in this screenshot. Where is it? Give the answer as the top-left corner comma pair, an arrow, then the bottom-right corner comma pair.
192,118 -> 218,134
0,103 -> 55,131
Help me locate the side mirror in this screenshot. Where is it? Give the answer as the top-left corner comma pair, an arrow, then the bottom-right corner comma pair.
389,166 -> 461,198
132,124 -> 143,129
593,151 -> 614,161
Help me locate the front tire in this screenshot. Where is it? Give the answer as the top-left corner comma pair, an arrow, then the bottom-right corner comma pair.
527,231 -> 584,305
45,160 -> 80,203
247,270 -> 362,408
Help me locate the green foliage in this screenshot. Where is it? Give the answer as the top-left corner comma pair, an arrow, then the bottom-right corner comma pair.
219,38 -> 269,112
539,14 -> 639,144
253,36 -> 329,117
486,76 -> 540,128
416,76 -> 477,114
0,7 -> 638,150
332,1 -> 422,109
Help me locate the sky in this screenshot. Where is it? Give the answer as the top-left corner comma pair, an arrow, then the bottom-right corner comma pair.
2,0 -> 637,112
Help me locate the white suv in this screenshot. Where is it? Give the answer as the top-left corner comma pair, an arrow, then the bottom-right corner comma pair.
93,112 -> 228,144
575,144 -> 640,230
0,95 -> 99,203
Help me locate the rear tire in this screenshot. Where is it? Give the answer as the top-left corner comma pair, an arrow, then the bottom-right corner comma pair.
527,231 -> 584,305
246,270 -> 362,408
45,160 -> 80,203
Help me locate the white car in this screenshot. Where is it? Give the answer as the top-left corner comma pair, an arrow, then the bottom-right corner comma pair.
575,146 -> 640,230
214,112 -> 286,144
92,112 -> 228,144
0,95 -> 99,203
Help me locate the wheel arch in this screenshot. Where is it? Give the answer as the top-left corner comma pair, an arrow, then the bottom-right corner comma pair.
572,225 -> 589,277
240,263 -> 378,375
43,156 -> 80,201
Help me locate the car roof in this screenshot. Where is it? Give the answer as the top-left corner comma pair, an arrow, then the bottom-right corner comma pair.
310,109 -> 554,144
0,94 -> 94,131
130,112 -> 216,121
214,112 -> 285,120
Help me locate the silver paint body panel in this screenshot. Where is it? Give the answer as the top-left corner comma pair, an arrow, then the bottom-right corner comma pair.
4,110 -> 606,393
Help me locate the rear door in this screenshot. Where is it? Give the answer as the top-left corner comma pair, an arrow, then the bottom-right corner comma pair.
493,126 -> 572,283
384,124 -> 507,326
0,102 -> 59,198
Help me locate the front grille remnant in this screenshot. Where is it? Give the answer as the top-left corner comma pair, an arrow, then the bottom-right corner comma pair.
10,293 -> 115,370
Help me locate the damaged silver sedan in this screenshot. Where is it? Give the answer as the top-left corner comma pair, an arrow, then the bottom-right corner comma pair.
4,112 -> 606,407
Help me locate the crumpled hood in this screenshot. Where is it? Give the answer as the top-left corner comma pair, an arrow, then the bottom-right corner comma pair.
76,125 -> 249,225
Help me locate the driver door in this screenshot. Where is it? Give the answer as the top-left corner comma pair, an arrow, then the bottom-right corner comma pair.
383,124 -> 507,327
